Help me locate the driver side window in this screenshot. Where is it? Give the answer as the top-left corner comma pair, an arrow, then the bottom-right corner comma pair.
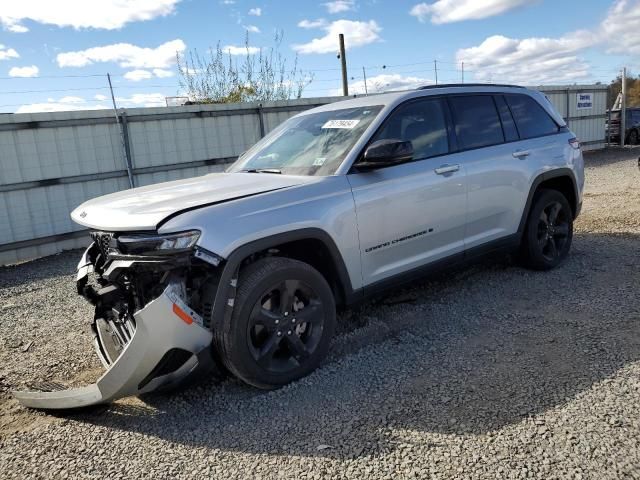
372,98 -> 449,161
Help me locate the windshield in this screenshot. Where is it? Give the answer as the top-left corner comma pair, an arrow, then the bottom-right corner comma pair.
228,105 -> 383,176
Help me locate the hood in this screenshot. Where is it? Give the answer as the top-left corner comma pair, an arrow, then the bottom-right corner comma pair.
71,172 -> 312,231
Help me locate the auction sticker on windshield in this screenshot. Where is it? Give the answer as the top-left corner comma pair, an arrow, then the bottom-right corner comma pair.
322,119 -> 360,129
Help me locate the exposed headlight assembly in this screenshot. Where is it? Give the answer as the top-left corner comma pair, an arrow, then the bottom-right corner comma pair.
117,230 -> 201,255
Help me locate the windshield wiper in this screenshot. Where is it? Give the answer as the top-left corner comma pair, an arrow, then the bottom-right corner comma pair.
241,168 -> 282,174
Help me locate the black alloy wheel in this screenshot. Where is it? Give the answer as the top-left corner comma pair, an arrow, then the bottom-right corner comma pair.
247,279 -> 325,374
522,189 -> 573,270
536,200 -> 571,263
213,257 -> 336,389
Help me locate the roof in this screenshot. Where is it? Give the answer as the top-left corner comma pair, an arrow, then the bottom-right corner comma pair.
299,83 -> 532,115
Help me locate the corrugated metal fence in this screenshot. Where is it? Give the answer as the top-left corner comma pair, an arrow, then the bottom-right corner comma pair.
0,85 -> 608,265
541,84 -> 609,150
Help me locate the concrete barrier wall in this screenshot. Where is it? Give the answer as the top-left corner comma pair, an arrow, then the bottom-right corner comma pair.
0,86 -> 608,265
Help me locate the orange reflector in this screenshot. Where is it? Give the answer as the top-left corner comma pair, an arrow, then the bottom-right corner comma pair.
172,303 -> 193,325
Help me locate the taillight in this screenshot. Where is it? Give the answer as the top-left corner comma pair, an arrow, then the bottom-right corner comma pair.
568,137 -> 581,150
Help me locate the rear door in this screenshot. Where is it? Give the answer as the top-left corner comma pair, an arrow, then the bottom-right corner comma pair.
450,93 -> 563,250
442,94 -> 525,249
348,97 -> 467,287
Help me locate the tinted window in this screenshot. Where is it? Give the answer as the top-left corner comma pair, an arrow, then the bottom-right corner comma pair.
448,95 -> 504,149
494,95 -> 519,142
372,98 -> 448,160
505,94 -> 558,139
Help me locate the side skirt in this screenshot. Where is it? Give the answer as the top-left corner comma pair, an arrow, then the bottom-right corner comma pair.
349,233 -> 522,307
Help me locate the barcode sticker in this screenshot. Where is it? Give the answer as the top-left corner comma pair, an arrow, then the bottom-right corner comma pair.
322,119 -> 360,129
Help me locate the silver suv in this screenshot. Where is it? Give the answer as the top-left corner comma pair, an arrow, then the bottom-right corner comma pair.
15,84 -> 584,409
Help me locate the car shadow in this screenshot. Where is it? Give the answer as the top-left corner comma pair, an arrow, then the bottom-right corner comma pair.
66,231 -> 640,460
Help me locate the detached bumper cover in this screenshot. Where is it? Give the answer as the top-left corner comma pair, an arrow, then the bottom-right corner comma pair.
13,282 -> 213,410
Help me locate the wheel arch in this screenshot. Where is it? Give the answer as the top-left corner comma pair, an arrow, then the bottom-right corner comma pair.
518,168 -> 579,235
209,228 -> 357,334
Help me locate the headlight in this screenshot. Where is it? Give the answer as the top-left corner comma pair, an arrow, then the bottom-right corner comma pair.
117,230 -> 200,255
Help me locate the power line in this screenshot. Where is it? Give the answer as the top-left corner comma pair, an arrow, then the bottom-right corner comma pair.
0,84 -> 183,95
0,73 -> 126,81
0,86 -> 109,95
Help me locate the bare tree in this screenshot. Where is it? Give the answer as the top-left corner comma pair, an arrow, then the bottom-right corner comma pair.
177,31 -> 313,104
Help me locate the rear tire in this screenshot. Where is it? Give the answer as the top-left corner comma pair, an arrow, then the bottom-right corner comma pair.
215,257 -> 336,389
628,129 -> 639,145
521,189 -> 573,270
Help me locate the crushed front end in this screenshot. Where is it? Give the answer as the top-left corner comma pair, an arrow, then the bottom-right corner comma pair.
14,230 -> 222,409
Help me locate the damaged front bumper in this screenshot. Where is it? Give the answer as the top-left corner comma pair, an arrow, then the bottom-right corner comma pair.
13,242 -> 215,410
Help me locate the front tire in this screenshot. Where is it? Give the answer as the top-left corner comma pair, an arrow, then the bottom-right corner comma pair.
215,257 -> 336,389
521,189 -> 573,270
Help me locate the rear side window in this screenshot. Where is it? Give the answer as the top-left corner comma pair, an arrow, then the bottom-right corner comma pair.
448,95 -> 504,150
494,95 -> 519,142
372,98 -> 449,161
505,94 -> 558,139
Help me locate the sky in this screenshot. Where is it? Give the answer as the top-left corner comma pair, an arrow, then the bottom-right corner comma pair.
0,0 -> 638,113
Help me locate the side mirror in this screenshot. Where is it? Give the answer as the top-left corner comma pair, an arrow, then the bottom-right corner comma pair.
356,139 -> 413,170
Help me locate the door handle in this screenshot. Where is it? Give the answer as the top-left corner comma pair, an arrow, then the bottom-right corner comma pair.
434,164 -> 460,175
512,149 -> 530,158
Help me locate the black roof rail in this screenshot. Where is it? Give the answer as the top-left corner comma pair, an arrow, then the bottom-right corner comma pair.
416,83 -> 525,90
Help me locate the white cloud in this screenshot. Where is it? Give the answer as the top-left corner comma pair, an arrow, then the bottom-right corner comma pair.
329,73 -> 432,95
15,92 -> 169,113
0,44 -> 19,60
8,65 -> 39,77
221,0 -> 235,4
124,69 -> 153,81
0,0 -> 181,32
124,68 -> 175,81
410,0 -> 535,24
58,96 -> 85,104
298,19 -> 327,29
601,0 -> 640,55
115,93 -> 167,107
248,7 -> 262,16
244,24 -> 261,33
456,32 -> 595,84
15,97 -> 108,113
454,0 -> 640,85
324,1 -> 356,14
6,23 -> 28,33
222,45 -> 260,55
153,68 -> 174,78
293,19 -> 381,54
56,39 -> 186,69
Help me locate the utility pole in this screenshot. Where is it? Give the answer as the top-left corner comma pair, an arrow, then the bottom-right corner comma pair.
461,61 -> 464,84
338,34 -> 348,96
362,66 -> 368,95
434,59 -> 438,85
621,67 -> 627,147
107,73 -> 135,188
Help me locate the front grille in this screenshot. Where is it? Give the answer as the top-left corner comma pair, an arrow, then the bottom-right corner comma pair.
91,231 -> 116,259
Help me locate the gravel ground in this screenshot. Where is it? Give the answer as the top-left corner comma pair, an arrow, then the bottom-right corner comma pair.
1,147 -> 639,479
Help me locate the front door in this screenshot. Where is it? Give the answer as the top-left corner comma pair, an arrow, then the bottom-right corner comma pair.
347,97 -> 467,288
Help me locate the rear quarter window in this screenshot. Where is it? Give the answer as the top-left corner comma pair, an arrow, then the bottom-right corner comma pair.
494,95 -> 519,142
448,95 -> 504,150
505,94 -> 559,139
